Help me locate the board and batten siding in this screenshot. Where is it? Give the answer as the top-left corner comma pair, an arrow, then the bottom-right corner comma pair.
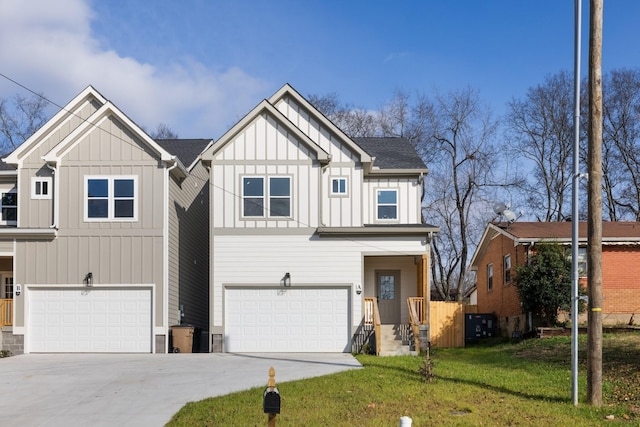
13,113 -> 167,329
211,113 -> 321,229
167,162 -> 209,329
17,100 -> 101,229
273,97 -> 361,164
212,234 -> 427,327
363,177 -> 422,224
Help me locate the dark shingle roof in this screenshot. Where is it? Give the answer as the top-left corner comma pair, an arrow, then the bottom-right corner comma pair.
155,139 -> 211,169
352,137 -> 426,169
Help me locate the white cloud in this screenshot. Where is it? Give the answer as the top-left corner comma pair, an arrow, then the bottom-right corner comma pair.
0,0 -> 268,138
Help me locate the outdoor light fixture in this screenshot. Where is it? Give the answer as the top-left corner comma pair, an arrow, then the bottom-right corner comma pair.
85,272 -> 93,287
283,272 -> 291,287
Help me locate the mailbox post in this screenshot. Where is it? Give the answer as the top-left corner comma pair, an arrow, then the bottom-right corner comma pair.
263,367 -> 280,426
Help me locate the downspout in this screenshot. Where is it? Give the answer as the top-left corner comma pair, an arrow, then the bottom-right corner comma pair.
45,162 -> 58,229
163,158 -> 179,353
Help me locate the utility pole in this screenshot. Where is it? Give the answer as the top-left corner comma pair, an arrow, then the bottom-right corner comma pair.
587,0 -> 603,406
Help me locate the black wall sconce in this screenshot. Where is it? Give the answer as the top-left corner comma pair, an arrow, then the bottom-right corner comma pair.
84,272 -> 93,287
283,272 -> 291,287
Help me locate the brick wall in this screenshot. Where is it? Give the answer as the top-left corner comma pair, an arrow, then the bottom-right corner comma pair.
476,233 -> 526,319
477,236 -> 640,328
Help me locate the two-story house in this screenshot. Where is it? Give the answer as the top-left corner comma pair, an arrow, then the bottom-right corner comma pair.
1,86 -> 210,354
470,221 -> 640,335
201,84 -> 438,353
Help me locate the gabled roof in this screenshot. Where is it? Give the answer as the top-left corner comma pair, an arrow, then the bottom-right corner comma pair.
268,83 -> 372,167
470,221 -> 640,269
2,86 -> 189,179
155,139 -> 213,170
201,98 -> 330,163
353,137 -> 427,170
3,86 -> 108,167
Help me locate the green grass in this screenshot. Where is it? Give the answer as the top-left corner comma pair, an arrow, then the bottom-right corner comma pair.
167,333 -> 640,426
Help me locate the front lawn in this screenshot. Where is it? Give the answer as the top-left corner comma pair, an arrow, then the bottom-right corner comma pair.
167,333 -> 639,426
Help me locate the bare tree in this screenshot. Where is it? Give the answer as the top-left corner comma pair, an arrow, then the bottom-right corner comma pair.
421,88 -> 501,300
149,123 -> 179,139
308,93 -> 377,137
599,69 -> 640,220
506,71 -> 574,221
0,93 -> 49,153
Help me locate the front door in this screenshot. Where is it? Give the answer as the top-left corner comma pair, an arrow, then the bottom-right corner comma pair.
1,273 -> 12,299
376,271 -> 400,324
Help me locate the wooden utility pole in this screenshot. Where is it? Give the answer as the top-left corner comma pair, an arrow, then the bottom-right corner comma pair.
587,0 -> 603,406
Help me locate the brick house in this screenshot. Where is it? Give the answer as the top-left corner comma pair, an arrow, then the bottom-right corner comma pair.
469,221 -> 640,335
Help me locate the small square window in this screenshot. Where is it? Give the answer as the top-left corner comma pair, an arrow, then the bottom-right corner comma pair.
331,177 -> 347,195
31,177 -> 52,200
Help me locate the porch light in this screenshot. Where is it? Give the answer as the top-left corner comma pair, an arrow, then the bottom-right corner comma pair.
84,272 -> 93,287
283,272 -> 291,287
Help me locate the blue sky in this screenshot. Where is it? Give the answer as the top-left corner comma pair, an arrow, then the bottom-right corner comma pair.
1,0 -> 640,139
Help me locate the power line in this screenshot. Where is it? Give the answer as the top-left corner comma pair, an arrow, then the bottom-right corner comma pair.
0,72 -> 432,257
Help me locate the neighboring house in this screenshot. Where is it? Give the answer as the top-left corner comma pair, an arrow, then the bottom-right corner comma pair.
200,84 -> 438,353
0,86 -> 210,354
470,221 -> 640,335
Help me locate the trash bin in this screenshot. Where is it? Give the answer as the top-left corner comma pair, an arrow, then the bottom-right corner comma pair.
171,325 -> 195,353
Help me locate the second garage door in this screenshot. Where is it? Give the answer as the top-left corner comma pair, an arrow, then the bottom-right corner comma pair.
225,287 -> 349,352
29,287 -> 152,353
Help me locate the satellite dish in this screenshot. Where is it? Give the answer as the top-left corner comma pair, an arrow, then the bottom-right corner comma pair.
503,209 -> 517,223
493,202 -> 509,215
493,201 -> 520,224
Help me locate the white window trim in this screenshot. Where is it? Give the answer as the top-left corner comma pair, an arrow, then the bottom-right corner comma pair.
84,175 -> 138,222
0,187 -> 17,226
31,177 -> 52,200
487,263 -> 494,292
330,177 -> 348,197
504,254 -> 511,284
241,175 -> 292,219
375,188 -> 399,222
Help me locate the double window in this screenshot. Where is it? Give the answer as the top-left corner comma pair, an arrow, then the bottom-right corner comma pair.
376,189 -> 398,220
31,177 -> 52,199
242,176 -> 291,218
331,177 -> 348,196
85,176 -> 137,221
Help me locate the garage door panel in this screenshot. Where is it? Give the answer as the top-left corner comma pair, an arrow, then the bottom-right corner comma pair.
29,288 -> 152,353
225,287 -> 349,353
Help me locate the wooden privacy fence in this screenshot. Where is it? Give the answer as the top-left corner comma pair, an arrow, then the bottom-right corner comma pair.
408,299 -> 478,348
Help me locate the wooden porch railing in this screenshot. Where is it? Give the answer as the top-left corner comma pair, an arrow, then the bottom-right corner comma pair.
364,297 -> 381,356
407,297 -> 424,351
0,298 -> 13,327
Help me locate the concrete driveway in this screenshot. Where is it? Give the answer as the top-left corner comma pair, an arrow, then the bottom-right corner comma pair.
0,353 -> 362,426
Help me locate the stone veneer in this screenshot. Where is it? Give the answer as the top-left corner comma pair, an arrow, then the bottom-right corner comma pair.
1,329 -> 24,355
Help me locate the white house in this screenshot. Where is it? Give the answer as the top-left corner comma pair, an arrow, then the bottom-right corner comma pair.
201,84 -> 438,353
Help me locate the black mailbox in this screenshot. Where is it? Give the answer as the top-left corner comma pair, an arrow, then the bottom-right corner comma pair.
263,387 -> 281,414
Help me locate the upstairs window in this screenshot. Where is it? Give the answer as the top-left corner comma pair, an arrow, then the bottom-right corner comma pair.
242,176 -> 291,218
504,254 -> 511,284
0,190 -> 17,225
32,177 -> 52,199
331,177 -> 347,196
376,189 -> 398,220
85,176 -> 137,221
487,263 -> 494,292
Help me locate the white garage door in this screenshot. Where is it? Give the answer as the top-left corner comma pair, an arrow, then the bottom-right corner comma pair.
29,287 -> 152,353
225,287 -> 349,352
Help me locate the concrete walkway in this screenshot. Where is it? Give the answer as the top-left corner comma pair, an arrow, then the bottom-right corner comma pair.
0,353 -> 362,426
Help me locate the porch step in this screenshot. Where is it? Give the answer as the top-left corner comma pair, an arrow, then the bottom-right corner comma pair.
378,324 -> 416,357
